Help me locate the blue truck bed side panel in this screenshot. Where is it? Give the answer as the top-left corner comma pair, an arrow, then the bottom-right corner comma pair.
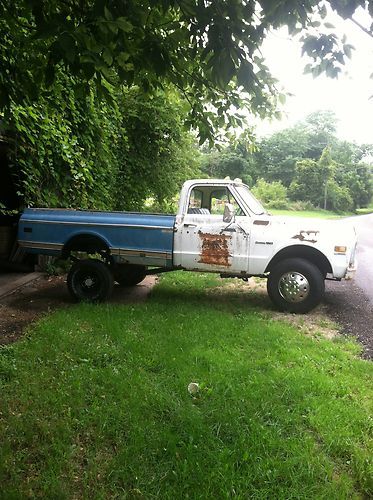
18,208 -> 175,267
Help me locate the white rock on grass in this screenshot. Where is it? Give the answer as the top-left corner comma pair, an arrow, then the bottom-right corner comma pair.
187,382 -> 200,395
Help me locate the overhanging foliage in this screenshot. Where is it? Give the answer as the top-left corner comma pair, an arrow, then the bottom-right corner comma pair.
1,0 -> 372,141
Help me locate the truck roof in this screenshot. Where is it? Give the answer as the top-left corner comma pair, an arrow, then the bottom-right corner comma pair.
182,178 -> 245,189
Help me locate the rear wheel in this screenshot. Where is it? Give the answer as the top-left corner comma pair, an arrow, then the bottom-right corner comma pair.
67,259 -> 114,302
267,258 -> 324,313
114,264 -> 147,286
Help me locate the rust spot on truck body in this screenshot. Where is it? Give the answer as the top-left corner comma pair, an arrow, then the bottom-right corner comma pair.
292,230 -> 319,244
198,231 -> 231,267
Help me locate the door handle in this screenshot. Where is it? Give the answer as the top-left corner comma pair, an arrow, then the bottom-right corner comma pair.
184,223 -> 197,228
221,227 -> 236,233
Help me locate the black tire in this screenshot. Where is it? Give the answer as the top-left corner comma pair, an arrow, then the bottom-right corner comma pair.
113,264 -> 147,287
267,258 -> 325,313
67,259 -> 114,302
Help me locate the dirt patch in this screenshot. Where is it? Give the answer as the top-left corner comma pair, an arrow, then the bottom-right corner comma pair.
210,278 -> 339,341
0,275 -> 157,345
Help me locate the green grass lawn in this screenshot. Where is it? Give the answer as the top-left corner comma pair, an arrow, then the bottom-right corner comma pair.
1,273 -> 372,498
269,208 -> 347,219
356,204 -> 373,216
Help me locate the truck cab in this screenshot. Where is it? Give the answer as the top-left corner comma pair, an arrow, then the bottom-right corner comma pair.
173,178 -> 357,313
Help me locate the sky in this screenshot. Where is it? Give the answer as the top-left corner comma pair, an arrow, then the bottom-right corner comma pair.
256,6 -> 373,144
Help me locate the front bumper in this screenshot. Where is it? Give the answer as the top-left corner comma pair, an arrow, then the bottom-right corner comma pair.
345,261 -> 357,281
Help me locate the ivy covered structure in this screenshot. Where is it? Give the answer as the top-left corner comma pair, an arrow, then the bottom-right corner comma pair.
0,82 -> 198,212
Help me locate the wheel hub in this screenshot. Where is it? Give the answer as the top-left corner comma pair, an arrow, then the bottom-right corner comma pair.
84,277 -> 95,288
278,271 -> 310,303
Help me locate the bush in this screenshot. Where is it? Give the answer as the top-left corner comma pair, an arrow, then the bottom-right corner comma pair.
252,178 -> 289,209
327,180 -> 354,213
288,200 -> 316,211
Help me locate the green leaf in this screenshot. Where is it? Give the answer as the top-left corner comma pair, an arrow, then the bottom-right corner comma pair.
216,50 -> 236,88
104,6 -> 113,20
103,48 -> 113,66
116,17 -> 133,33
237,60 -> 254,90
58,33 -> 76,63
116,52 -> 131,68
343,44 -> 355,59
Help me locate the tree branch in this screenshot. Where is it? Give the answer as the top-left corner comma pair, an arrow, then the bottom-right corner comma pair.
349,16 -> 373,39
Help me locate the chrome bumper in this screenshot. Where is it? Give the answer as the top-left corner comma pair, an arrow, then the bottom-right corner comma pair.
345,262 -> 357,281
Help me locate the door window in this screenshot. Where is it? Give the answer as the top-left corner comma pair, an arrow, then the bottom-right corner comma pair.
210,188 -> 245,216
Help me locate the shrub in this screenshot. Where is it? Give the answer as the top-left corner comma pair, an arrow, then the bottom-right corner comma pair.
288,200 -> 316,211
327,180 -> 354,213
252,178 -> 289,209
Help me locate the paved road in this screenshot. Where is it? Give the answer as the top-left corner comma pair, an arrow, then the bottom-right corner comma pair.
324,213 -> 373,359
353,214 -> 373,302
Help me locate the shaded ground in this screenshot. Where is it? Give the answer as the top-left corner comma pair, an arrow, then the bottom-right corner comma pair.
325,280 -> 373,360
0,274 -> 156,345
0,271 -> 371,360
0,272 -> 27,288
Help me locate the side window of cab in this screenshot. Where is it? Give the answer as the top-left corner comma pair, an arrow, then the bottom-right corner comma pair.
187,188 -> 210,215
187,185 -> 245,216
210,188 -> 245,216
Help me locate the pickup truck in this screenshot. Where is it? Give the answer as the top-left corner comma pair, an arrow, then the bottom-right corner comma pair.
17,178 -> 357,313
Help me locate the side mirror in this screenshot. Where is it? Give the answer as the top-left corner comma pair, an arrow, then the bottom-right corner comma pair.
223,203 -> 235,223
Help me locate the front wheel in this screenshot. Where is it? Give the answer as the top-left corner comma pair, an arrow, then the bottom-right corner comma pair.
267,258 -> 325,313
67,259 -> 114,302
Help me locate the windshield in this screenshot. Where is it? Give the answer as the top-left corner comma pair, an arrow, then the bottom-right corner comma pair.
235,184 -> 266,216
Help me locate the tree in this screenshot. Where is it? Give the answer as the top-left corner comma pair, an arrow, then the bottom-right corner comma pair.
326,180 -> 353,212
5,74 -> 199,210
302,110 -> 338,160
335,163 -> 373,208
114,88 -> 200,210
289,158 -> 325,207
318,147 -> 336,209
289,147 -> 357,212
253,125 -> 310,186
200,151 -> 252,185
1,1 -> 371,141
249,111 -> 338,187
248,110 -> 373,207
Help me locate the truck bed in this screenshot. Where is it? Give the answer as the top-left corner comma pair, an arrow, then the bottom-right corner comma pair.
18,208 -> 176,267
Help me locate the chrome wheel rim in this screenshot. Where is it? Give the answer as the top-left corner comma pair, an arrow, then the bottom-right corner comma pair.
278,272 -> 310,303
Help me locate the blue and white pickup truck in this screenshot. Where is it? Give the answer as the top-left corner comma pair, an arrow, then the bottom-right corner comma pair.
18,178 -> 357,313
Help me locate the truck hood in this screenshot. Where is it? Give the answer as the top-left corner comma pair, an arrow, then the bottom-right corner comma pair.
264,215 -> 357,245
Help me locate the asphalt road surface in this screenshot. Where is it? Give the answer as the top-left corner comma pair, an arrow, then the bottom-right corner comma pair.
324,213 -> 373,359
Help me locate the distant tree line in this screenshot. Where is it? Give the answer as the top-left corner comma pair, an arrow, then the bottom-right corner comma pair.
200,111 -> 373,212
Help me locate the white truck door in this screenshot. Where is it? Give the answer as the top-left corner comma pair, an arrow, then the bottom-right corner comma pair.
173,186 -> 250,274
